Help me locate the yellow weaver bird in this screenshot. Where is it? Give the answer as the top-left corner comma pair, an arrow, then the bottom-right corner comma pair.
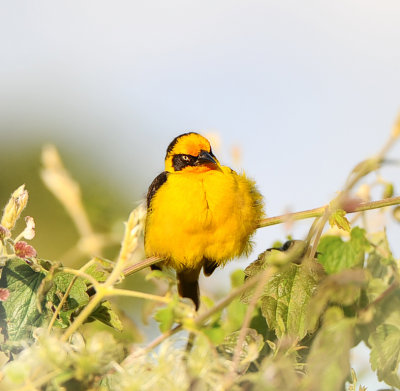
145,132 -> 264,309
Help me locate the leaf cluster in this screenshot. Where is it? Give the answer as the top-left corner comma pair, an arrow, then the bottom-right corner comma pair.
2,127 -> 400,391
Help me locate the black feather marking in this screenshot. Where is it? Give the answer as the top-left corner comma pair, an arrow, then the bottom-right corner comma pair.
172,154 -> 197,171
203,259 -> 218,276
147,171 -> 168,208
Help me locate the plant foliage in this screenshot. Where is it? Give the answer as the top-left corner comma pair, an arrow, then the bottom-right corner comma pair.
1,119 -> 400,390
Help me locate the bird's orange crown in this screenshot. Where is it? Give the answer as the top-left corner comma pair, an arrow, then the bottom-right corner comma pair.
164,132 -> 221,173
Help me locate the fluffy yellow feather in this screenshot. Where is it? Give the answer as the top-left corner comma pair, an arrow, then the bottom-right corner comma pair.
145,132 -> 264,309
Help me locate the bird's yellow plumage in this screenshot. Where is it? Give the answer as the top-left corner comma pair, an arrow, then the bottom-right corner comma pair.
145,132 -> 264,309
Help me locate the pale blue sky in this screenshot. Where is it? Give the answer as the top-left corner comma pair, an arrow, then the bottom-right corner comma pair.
1,1 -> 400,387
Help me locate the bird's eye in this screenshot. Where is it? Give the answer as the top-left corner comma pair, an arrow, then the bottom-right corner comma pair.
182,155 -> 190,161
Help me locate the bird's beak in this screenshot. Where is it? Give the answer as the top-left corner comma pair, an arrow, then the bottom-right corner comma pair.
195,150 -> 218,165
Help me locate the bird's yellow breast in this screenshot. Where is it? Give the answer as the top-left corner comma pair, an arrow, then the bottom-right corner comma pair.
145,166 -> 263,271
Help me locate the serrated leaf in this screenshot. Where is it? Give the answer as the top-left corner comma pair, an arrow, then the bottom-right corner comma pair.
46,272 -> 89,328
242,241 -> 310,305
305,307 -> 355,391
366,231 -> 396,281
246,241 -> 309,274
307,269 -> 367,331
246,260 -> 324,339
369,323 -> 400,388
88,301 -> 123,331
0,258 -> 47,344
84,257 -> 113,283
317,227 -> 368,274
329,209 -> 351,232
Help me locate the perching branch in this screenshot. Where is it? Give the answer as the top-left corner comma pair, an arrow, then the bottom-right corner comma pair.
257,196 -> 400,229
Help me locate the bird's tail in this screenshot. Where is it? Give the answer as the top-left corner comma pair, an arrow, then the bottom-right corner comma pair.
177,267 -> 201,310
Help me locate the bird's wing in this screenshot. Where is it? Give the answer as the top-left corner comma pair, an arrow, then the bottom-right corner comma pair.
146,171 -> 168,208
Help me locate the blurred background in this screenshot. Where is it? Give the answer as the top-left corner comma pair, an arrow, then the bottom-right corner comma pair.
1,1 -> 400,387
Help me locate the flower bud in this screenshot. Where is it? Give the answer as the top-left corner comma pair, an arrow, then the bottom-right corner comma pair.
1,185 -> 29,230
14,241 -> 37,259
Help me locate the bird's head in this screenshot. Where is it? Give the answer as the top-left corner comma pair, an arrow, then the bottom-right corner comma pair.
165,132 -> 222,173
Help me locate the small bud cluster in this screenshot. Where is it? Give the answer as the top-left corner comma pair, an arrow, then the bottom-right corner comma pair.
14,241 -> 37,259
0,185 -> 37,261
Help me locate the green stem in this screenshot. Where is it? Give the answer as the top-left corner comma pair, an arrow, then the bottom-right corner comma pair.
61,290 -> 105,342
47,260 -> 97,334
360,279 -> 399,316
47,275 -> 78,334
62,267 -> 100,288
106,288 -> 170,303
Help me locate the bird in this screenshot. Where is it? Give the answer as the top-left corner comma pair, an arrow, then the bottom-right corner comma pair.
144,132 -> 264,309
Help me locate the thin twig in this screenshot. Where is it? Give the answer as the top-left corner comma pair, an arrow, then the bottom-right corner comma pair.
62,267 -> 100,288
61,290 -> 105,342
122,256 -> 162,277
46,274 -> 78,333
257,196 -> 400,229
105,288 -> 170,303
359,279 -> 399,316
47,259 -> 101,333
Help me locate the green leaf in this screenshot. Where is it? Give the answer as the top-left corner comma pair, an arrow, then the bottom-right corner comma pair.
46,272 -> 89,328
202,323 -> 225,344
357,287 -> 400,346
154,306 -> 174,332
369,322 -> 400,388
305,307 -> 355,391
84,257 -> 113,283
153,295 -> 184,332
329,209 -> 351,232
245,260 -> 324,339
307,269 -> 367,331
317,227 -> 369,274
88,301 -> 123,331
366,231 -> 396,281
0,258 -> 47,345
217,328 -> 264,371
